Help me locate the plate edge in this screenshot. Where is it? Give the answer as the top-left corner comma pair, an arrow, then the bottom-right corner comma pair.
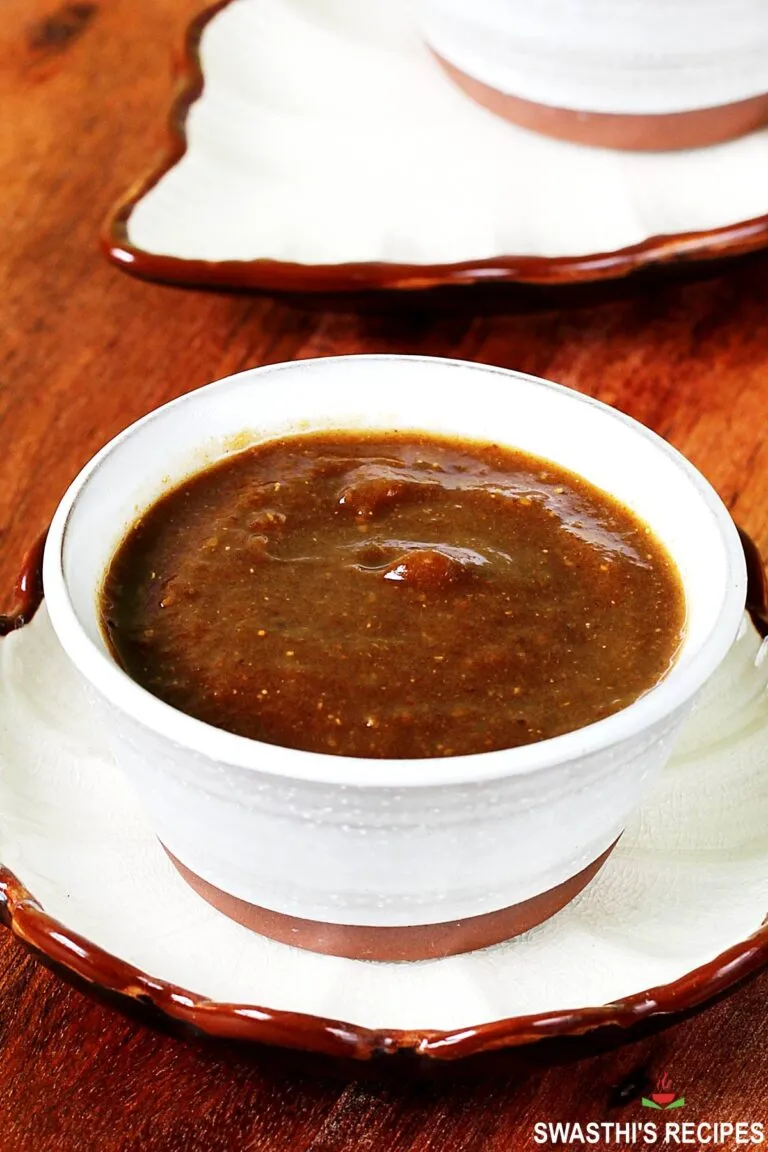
100,0 -> 768,293
0,533 -> 766,1060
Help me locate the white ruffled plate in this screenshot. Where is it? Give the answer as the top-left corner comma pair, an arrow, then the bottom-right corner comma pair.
104,0 -> 768,291
1,597 -> 766,1061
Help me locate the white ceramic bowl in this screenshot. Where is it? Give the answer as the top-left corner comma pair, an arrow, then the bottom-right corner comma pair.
418,0 -> 768,149
43,356 -> 746,959
419,0 -> 768,115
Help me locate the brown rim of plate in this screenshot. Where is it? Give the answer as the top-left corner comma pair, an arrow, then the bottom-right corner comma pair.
0,530 -> 766,1061
101,1 -> 768,294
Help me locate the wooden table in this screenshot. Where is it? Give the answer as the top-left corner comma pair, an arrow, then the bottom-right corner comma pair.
2,1 -> 767,1147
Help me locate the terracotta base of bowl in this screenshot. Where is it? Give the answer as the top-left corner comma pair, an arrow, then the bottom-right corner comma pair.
165,841 -> 617,961
434,53 -> 768,151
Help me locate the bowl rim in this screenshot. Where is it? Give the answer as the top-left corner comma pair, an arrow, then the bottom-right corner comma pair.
42,354 -> 747,789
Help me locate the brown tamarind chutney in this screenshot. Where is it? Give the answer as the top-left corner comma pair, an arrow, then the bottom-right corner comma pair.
100,431 -> 685,759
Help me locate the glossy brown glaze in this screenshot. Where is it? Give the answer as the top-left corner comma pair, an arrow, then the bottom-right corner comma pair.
0,833 -> 766,1062
0,533 -> 46,637
101,1 -> 768,292
434,54 -> 768,152
167,845 -> 616,961
0,535 -> 765,1059
741,527 -> 768,638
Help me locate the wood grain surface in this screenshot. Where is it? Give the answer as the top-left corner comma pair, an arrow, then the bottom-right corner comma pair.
1,1 -> 767,1148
